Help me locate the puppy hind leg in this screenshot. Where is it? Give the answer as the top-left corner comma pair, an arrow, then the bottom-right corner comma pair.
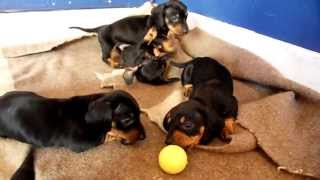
107,47 -> 121,68
11,148 -> 35,180
99,38 -> 114,65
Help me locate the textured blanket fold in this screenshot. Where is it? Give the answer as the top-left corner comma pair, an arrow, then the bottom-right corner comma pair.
0,24 -> 319,180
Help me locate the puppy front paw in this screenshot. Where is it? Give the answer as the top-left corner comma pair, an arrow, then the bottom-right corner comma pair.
107,58 -> 120,68
220,117 -> 235,142
153,47 -> 161,57
183,84 -> 193,97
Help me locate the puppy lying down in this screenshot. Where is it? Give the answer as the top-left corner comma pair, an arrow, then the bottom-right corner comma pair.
0,90 -> 146,179
96,58 -> 257,153
0,90 -> 145,151
95,56 -> 182,88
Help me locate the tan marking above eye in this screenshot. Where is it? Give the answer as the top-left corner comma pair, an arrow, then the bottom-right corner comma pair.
112,121 -> 116,128
180,116 -> 186,123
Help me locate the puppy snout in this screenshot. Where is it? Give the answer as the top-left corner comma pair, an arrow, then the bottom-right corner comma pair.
139,132 -> 146,140
121,139 -> 132,145
165,137 -> 173,145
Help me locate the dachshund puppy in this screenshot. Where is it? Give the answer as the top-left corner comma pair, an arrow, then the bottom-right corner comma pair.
164,57 -> 238,148
113,29 -> 178,69
1,90 -> 145,179
123,55 -> 179,85
99,27 -> 158,69
152,31 -> 178,57
106,30 -> 179,85
110,40 -> 154,69
0,90 -> 145,152
70,0 -> 188,65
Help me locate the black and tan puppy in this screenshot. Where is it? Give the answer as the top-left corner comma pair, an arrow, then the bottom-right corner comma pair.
70,0 -> 188,65
164,57 -> 238,148
122,55 -> 179,85
110,40 -> 154,69
1,90 -> 145,179
112,29 -> 178,69
0,90 -> 145,151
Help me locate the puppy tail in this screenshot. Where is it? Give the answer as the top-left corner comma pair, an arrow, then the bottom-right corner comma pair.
69,26 -> 99,33
11,147 -> 35,180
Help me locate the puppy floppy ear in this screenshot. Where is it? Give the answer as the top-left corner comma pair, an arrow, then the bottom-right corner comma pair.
123,67 -> 139,85
151,3 -> 166,28
182,63 -> 194,85
85,101 -> 112,125
163,111 -> 173,131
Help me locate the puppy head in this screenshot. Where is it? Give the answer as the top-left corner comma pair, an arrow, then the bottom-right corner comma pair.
121,54 -> 153,85
111,101 -> 145,145
163,100 -> 206,148
85,100 -> 113,129
151,0 -> 189,35
138,57 -> 167,80
86,90 -> 145,145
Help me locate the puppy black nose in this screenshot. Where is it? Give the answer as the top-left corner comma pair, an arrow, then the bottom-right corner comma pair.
184,123 -> 193,129
165,138 -> 173,145
121,139 -> 132,145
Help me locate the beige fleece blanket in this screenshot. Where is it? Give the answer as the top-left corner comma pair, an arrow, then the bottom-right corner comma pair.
0,27 -> 319,180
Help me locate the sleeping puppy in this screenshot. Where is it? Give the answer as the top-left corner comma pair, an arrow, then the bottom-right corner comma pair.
164,57 -> 238,148
70,0 -> 188,65
1,90 -> 145,179
123,55 -> 179,85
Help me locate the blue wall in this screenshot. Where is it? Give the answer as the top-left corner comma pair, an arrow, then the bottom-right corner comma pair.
0,0 -> 147,11
0,0 -> 319,52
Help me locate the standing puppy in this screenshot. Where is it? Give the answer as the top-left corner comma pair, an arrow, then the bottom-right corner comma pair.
164,57 -> 238,148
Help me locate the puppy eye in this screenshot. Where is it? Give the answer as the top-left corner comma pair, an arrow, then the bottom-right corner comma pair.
121,117 -> 134,127
171,14 -> 179,22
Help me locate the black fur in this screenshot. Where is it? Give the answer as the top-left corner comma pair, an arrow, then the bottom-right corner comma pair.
123,55 -> 179,85
11,148 -> 35,180
1,90 -> 145,180
117,40 -> 153,68
0,90 -> 145,152
165,57 -> 238,146
70,0 -> 188,64
135,55 -> 179,85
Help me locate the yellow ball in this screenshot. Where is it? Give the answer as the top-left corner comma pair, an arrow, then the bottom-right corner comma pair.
158,145 -> 188,174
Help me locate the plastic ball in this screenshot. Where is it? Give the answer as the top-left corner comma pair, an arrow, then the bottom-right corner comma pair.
158,145 -> 188,174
